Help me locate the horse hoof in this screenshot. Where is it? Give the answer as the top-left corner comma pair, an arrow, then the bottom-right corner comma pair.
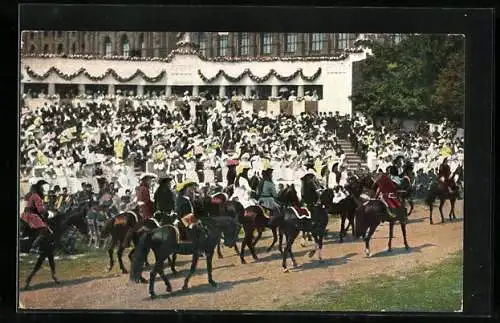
405,245 -> 410,250
210,281 -> 217,287
254,258 -> 261,263
52,277 -> 61,284
319,258 -> 324,263
240,259 -> 247,265
387,248 -> 392,252
150,293 -> 157,299
282,268 -> 289,273
23,284 -> 31,291
182,285 -> 188,291
171,270 -> 178,276
166,286 -> 172,293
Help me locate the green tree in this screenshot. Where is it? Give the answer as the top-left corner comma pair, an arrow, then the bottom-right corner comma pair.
350,34 -> 465,123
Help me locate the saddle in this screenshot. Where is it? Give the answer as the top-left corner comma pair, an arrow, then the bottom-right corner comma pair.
257,205 -> 271,219
289,206 -> 312,220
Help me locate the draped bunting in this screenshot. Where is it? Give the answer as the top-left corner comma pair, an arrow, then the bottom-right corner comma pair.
25,66 -> 166,83
198,68 -> 322,84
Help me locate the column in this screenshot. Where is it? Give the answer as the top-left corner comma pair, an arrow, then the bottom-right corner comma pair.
271,85 -> 278,97
297,85 -> 304,97
165,85 -> 172,96
219,85 -> 226,98
137,85 -> 144,96
245,86 -> 252,97
78,84 -> 86,96
20,83 -> 24,95
108,84 -> 115,95
192,85 -> 199,96
48,83 -> 56,96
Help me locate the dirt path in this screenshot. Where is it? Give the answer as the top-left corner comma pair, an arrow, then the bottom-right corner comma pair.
20,202 -> 463,310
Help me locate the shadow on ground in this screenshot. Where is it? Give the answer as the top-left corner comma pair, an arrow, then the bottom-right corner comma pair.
19,274 -> 120,292
292,252 -> 358,272
144,276 -> 265,300
370,243 -> 436,258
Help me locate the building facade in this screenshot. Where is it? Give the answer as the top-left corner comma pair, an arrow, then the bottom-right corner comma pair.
21,31 -> 404,58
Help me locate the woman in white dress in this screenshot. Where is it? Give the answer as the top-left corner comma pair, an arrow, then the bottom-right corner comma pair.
231,162 -> 254,208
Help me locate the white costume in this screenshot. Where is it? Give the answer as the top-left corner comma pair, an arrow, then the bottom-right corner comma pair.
332,189 -> 347,204
231,176 -> 255,208
366,150 -> 378,172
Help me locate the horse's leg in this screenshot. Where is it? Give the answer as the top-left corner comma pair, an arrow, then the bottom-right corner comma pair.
451,197 -> 457,220
282,233 -> 291,272
170,253 -> 178,275
206,251 -> 217,287
128,247 -> 135,264
438,198 -> 445,223
317,232 -> 324,262
278,226 -> 284,254
148,261 -> 160,298
428,199 -> 434,225
363,224 -> 378,258
182,254 -> 200,291
47,250 -> 60,284
233,242 -> 240,256
387,221 -> 394,252
107,239 -> 117,272
252,228 -> 264,248
239,227 -> 252,264
267,226 -> 278,252
217,241 -> 224,259
24,253 -> 47,289
408,199 -> 414,216
117,245 -> 128,274
339,214 -> 346,243
401,222 -> 410,250
158,256 -> 172,294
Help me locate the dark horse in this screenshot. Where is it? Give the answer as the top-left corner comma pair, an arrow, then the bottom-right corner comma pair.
100,204 -> 160,276
20,200 -> 90,290
425,175 -> 459,225
396,161 -> 415,216
353,174 -> 410,257
129,210 -> 239,298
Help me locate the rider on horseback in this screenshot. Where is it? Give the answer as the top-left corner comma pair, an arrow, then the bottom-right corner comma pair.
137,173 -> 155,222
257,162 -> 280,220
232,162 -> 256,208
21,179 -> 54,254
374,166 -> 401,219
438,157 -> 456,194
153,173 -> 176,225
174,180 -> 201,244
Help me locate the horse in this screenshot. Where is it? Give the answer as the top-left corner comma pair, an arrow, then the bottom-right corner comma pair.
353,176 -> 410,257
20,201 -> 91,290
99,204 -> 160,276
129,213 -> 239,298
397,162 -> 415,216
207,190 -> 243,259
424,176 -> 459,225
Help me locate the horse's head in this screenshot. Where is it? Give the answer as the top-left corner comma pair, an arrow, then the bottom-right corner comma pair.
280,184 -> 300,206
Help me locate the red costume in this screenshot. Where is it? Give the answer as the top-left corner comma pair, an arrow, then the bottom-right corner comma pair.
21,193 -> 49,229
136,183 -> 153,220
375,174 -> 401,209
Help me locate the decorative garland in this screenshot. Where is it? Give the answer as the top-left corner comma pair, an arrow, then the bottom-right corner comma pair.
25,66 -> 166,83
198,67 -> 321,84
21,46 -> 365,63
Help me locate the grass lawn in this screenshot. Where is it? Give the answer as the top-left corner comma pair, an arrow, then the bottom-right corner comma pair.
281,251 -> 463,312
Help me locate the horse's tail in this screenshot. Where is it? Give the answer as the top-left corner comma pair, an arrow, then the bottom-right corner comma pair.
129,230 -> 153,282
99,218 -> 114,239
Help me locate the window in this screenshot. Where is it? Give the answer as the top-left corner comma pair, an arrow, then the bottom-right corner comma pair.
198,32 -> 207,56
43,44 -> 49,53
239,32 -> 249,56
72,42 -> 76,54
217,34 -> 228,56
104,36 -> 112,56
337,33 -> 349,50
311,33 -> 324,52
81,43 -> 85,53
121,35 -> 130,57
57,44 -> 63,54
261,33 -> 272,55
285,33 -> 297,53
139,33 -> 145,49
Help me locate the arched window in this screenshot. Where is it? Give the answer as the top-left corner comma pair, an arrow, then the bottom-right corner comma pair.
29,45 -> 35,53
43,44 -> 49,53
57,44 -> 64,54
104,36 -> 112,56
121,34 -> 130,57
72,42 -> 77,54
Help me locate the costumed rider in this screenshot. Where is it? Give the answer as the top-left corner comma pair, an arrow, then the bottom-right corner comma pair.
257,161 -> 281,221
137,173 -> 156,223
153,173 -> 176,225
174,180 -> 202,244
437,157 -> 456,194
231,161 -> 256,208
388,161 -> 403,190
374,166 -> 402,219
21,179 -> 55,254
300,168 -> 321,210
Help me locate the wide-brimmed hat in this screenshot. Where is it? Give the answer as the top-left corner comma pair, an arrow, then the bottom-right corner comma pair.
140,173 -> 157,181
176,180 -> 197,192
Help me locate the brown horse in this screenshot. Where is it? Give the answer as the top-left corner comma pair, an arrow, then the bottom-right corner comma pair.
99,205 -> 160,277
425,179 -> 459,224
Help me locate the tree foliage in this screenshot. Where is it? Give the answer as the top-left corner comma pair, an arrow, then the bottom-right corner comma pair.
350,35 -> 465,126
